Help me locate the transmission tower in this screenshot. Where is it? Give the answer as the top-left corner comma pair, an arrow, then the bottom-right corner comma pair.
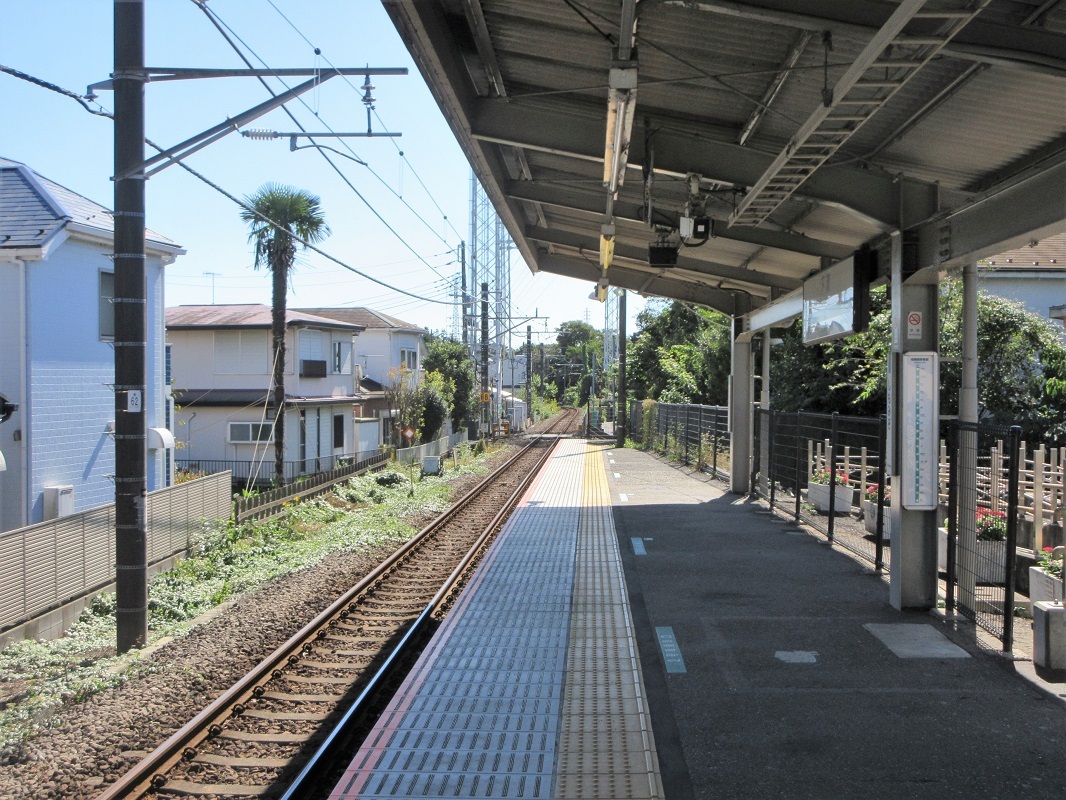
469,173 -> 514,424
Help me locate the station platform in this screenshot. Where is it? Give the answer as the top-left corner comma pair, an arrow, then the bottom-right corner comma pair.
331,439 -> 1066,800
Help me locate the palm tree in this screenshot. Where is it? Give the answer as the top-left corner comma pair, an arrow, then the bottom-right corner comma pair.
240,184 -> 330,485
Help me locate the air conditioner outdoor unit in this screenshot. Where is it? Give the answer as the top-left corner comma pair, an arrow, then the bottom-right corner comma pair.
43,485 -> 74,520
300,359 -> 328,378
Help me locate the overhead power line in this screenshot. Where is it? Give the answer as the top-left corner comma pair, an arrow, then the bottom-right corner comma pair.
0,63 -> 458,306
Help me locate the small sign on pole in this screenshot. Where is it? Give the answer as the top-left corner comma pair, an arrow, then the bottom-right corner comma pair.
402,426 -> 415,441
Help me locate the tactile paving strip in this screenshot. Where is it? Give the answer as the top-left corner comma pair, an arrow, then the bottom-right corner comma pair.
553,444 -> 664,800
330,439 -> 585,800
328,440 -> 662,799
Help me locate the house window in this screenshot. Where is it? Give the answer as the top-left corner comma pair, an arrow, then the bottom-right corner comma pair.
333,340 -> 353,374
215,331 -> 269,374
99,271 -> 114,339
228,422 -> 273,444
400,348 -> 418,372
333,413 -> 344,449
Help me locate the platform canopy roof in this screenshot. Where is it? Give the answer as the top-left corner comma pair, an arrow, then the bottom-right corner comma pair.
383,0 -> 1066,316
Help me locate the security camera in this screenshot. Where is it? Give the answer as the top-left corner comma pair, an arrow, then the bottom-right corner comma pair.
0,395 -> 17,424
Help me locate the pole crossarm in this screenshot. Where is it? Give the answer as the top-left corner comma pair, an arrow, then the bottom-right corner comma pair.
94,67 -> 406,180
87,67 -> 406,94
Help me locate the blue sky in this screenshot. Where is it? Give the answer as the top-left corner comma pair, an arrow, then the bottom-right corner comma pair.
2,0 -> 643,343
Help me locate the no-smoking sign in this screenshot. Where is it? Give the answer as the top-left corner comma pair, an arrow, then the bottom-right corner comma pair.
907,311 -> 923,340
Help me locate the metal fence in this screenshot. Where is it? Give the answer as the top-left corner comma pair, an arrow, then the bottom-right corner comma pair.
177,449 -> 379,490
944,421 -> 1023,651
623,401 -> 1062,653
395,431 -> 469,465
753,409 -> 890,572
0,472 -> 232,633
630,402 -> 731,480
234,453 -> 389,523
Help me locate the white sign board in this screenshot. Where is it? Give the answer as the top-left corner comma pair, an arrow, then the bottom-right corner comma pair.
900,352 -> 939,510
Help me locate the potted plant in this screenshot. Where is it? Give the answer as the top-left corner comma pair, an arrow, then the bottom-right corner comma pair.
1029,546 -> 1064,604
806,468 -> 854,514
861,483 -> 893,540
974,507 -> 1007,585
938,508 -> 1009,580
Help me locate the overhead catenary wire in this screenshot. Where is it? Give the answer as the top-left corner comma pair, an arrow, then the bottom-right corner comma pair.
194,0 -> 460,275
261,0 -> 465,244
0,64 -> 459,306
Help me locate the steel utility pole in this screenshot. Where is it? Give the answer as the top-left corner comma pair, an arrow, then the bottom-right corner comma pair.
114,0 -> 147,653
526,325 -> 532,424
460,241 -> 468,346
481,283 -> 489,437
617,290 -> 627,448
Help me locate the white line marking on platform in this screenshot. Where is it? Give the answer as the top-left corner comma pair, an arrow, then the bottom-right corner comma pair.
775,651 -> 818,664
609,458 -> 616,464
864,624 -> 970,659
614,472 -> 621,479
631,538 -> 647,555
656,627 -> 687,673
619,494 -> 629,502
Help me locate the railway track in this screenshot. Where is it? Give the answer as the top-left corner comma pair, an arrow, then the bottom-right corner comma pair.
97,408 -> 581,800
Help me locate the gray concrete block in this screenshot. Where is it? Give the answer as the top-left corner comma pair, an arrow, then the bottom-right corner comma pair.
1032,601 -> 1066,670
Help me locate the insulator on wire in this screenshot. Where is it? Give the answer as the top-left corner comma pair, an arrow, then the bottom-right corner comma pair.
241,128 -> 278,140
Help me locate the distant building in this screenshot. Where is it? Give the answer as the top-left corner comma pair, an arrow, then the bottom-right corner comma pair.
295,308 -> 430,445
980,232 -> 1066,332
166,304 -> 382,485
0,157 -> 183,532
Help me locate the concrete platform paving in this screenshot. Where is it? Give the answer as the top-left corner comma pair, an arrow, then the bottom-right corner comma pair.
607,445 -> 1066,800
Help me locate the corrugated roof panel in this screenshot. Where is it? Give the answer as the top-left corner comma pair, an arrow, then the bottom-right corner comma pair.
874,68 -> 1066,190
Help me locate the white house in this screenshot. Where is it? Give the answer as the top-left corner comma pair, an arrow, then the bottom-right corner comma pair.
980,233 -> 1066,333
0,157 -> 182,532
167,305 -> 385,485
296,308 -> 430,445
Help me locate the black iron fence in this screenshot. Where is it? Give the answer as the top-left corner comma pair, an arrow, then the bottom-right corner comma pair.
753,409 -> 890,571
944,421 -> 1023,651
629,401 -> 730,480
627,400 -> 1060,654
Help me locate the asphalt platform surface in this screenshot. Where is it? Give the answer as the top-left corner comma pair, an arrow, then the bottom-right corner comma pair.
605,445 -> 1066,800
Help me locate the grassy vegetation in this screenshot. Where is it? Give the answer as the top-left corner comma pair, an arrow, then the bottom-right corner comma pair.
0,444 -> 504,752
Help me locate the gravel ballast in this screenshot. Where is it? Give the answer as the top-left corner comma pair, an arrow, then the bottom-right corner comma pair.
0,443 -> 521,800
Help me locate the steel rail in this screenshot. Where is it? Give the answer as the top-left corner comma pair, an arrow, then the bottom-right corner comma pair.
96,412 -> 576,799
279,430 -> 567,798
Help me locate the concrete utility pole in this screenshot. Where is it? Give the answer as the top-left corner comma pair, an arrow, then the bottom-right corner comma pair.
113,0 -> 148,653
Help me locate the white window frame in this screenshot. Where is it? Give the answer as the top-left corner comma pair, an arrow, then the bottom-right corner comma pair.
333,339 -> 353,374
228,421 -> 274,444
400,347 -> 418,372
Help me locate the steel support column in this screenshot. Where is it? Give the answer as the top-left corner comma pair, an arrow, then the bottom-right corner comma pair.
730,297 -> 753,493
889,232 -> 940,611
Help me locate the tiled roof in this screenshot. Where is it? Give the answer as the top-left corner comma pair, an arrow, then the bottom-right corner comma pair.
295,307 -> 426,333
166,304 -> 363,331
981,232 -> 1066,269
0,156 -> 177,251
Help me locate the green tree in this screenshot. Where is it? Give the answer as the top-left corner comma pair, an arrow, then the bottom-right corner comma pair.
628,300 -> 731,403
423,335 -> 477,432
416,371 -> 451,441
240,184 -> 330,484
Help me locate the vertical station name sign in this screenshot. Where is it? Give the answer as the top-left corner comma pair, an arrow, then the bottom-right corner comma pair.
900,352 -> 939,510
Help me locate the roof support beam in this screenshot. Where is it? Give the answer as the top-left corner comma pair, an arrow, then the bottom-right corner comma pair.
913,157 -> 1066,271
537,253 -> 746,314
506,180 -> 853,260
525,225 -> 796,293
656,0 -> 1066,77
472,101 -> 948,228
